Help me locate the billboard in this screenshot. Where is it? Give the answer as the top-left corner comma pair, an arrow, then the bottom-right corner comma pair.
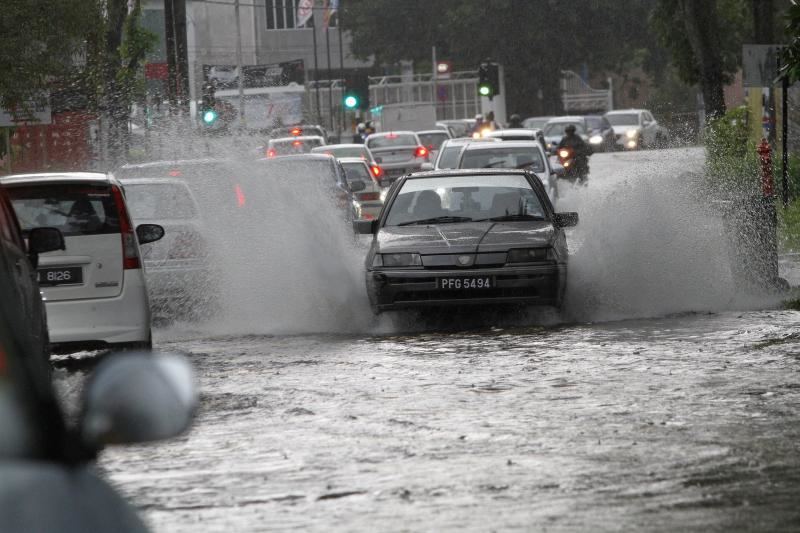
203,60 -> 305,90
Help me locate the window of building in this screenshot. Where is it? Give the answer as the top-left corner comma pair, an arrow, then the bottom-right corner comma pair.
265,0 -> 337,30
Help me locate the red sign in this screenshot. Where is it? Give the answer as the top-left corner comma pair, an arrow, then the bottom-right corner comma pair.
145,63 -> 169,80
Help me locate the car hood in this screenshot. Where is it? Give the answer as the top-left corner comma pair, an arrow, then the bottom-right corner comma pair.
376,221 -> 555,254
611,125 -> 640,135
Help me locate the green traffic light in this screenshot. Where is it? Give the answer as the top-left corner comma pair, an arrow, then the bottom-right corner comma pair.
478,85 -> 491,97
202,109 -> 218,124
344,95 -> 359,109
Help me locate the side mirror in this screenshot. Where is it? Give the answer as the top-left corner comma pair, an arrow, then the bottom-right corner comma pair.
80,352 -> 197,447
349,180 -> 366,192
554,212 -> 579,228
354,219 -> 378,234
136,223 -> 165,245
419,162 -> 434,171
28,227 -> 65,255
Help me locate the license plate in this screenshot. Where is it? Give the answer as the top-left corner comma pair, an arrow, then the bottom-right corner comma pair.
38,267 -> 83,286
438,277 -> 493,290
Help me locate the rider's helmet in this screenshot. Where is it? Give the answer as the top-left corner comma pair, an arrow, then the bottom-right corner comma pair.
510,113 -> 521,122
474,113 -> 484,121
564,124 -> 576,134
356,122 -> 366,133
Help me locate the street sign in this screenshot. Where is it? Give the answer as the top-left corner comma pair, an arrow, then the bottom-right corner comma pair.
0,96 -> 51,127
743,44 -> 785,87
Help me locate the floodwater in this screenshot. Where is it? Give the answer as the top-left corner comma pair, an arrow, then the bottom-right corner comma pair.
56,147 -> 800,531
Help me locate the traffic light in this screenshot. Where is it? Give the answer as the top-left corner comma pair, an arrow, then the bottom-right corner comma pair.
343,72 -> 369,111
477,63 -> 500,100
201,83 -> 218,126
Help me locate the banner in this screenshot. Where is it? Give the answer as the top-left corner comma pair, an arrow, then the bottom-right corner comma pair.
203,60 -> 305,90
297,0 -> 314,28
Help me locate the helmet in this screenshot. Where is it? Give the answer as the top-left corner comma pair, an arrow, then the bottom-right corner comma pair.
564,124 -> 576,134
475,114 -> 483,121
356,122 -> 366,132
510,114 -> 521,121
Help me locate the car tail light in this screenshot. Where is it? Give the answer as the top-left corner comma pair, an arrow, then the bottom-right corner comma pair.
168,231 -> 207,260
357,192 -> 380,201
168,169 -> 182,177
415,146 -> 428,158
292,140 -> 303,147
290,127 -> 302,136
370,164 -> 383,181
110,185 -> 140,270
234,184 -> 246,207
267,148 -> 276,158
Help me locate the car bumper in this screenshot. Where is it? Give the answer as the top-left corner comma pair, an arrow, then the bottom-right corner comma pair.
45,270 -> 151,345
615,134 -> 639,149
366,264 -> 566,311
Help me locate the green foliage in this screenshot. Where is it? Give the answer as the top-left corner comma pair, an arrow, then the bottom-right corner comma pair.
782,1 -> 800,82
704,105 -> 760,192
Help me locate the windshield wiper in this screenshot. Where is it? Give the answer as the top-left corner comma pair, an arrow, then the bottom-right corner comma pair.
515,161 -> 542,170
475,214 -> 545,222
482,161 -> 508,168
397,216 -> 474,226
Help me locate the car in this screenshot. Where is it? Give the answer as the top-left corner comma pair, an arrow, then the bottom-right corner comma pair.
354,169 -> 578,313
484,128 -> 547,151
425,137 -> 502,170
270,124 -> 328,144
0,269 -> 196,532
583,115 -> 616,152
436,120 -> 472,138
339,157 -> 384,221
266,135 -> 325,158
1,172 -> 164,351
416,129 -> 452,162
256,153 -> 365,222
364,131 -> 430,185
0,185 -> 64,378
455,140 -> 558,203
113,175 -> 216,321
310,143 -> 383,181
604,109 -> 669,150
522,116 -> 553,130
542,116 -> 590,152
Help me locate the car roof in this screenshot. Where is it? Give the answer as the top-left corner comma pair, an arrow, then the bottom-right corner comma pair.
260,153 -> 335,162
311,143 -> 365,150
0,172 -> 112,186
545,116 -> 585,123
486,129 -> 542,136
117,158 -> 225,170
405,168 -> 538,180
605,109 -> 644,114
338,157 -> 369,165
462,140 -> 542,150
270,135 -> 324,143
368,131 -> 417,137
441,137 -> 501,146
416,130 -> 449,135
117,177 -> 192,187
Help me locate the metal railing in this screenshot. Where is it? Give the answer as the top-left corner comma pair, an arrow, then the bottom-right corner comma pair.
561,70 -> 613,113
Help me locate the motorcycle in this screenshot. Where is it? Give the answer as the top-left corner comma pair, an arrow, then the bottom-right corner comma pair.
555,146 -> 589,185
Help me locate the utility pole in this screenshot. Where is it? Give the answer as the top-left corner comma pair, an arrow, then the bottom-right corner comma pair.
164,0 -> 190,114
234,0 -> 245,128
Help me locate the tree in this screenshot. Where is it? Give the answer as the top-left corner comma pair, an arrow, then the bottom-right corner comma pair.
782,1 -> 800,82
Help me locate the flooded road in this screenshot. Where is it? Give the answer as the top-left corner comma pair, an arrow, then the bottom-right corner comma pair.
58,148 -> 800,531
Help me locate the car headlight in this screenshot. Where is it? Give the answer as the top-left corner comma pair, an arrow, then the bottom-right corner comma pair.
373,253 -> 422,268
626,129 -> 639,139
506,248 -> 552,263
626,139 -> 637,148
589,134 -> 603,144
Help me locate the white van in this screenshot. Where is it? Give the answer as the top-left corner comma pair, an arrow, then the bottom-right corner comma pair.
1,172 -> 164,350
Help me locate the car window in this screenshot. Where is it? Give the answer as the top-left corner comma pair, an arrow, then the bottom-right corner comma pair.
605,113 -> 640,126
366,134 -> 417,148
123,183 -> 198,220
437,146 -> 462,169
6,184 -> 120,236
459,146 -> 545,173
585,117 -> 601,129
342,162 -> 372,186
385,174 -> 544,226
543,122 -> 585,136
314,146 -> 369,159
417,132 -> 449,150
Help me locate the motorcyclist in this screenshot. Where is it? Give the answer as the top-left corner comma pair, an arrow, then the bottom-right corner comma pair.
470,114 -> 485,137
556,124 -> 592,182
353,122 -> 366,144
508,114 -> 523,128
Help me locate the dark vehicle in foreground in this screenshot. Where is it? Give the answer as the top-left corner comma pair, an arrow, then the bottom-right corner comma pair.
355,170 -> 578,313
0,265 -> 196,532
0,185 -> 64,378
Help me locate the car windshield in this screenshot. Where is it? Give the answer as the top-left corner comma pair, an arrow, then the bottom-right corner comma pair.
270,138 -> 323,153
6,184 -> 120,236
342,162 -> 372,186
459,146 -> 546,173
314,146 -> 369,159
441,122 -> 469,137
417,132 -> 449,150
605,113 -> 640,126
436,146 -> 462,169
543,122 -> 585,136
124,183 -> 198,220
523,117 -> 550,129
367,134 -> 417,149
384,174 -> 544,226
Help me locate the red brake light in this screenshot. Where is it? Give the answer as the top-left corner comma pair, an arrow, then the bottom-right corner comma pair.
292,140 -> 303,146
168,170 -> 182,177
290,127 -> 302,136
415,146 -> 428,158
267,148 -> 276,158
370,164 -> 383,180
357,192 -> 380,201
110,185 -> 140,270
386,133 -> 397,139
235,184 -> 246,207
